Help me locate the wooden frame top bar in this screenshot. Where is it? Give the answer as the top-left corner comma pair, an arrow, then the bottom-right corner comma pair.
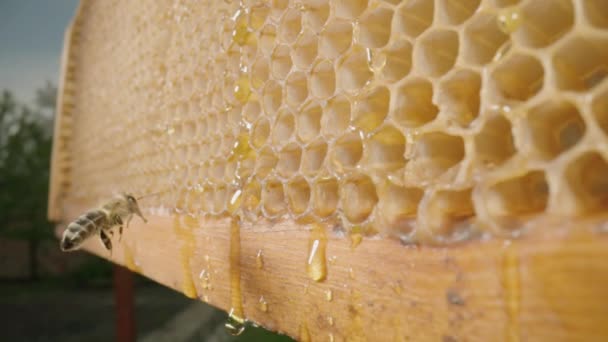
58,204 -> 608,341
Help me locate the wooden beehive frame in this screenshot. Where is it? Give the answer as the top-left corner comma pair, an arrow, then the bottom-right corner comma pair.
49,1 -> 608,340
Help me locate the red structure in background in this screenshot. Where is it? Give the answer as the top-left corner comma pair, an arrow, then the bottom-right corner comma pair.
113,265 -> 136,342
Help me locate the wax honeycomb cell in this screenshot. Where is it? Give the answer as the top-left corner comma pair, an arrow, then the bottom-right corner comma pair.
50,0 -> 608,246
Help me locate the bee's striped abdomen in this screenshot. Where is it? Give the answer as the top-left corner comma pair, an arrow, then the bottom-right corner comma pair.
60,209 -> 108,251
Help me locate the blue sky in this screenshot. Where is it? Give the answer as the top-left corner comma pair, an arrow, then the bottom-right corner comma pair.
0,0 -> 79,103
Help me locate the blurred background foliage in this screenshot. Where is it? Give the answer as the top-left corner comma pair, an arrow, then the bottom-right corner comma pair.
0,83 -> 56,280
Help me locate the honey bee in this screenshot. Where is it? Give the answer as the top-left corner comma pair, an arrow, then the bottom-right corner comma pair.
60,193 -> 147,252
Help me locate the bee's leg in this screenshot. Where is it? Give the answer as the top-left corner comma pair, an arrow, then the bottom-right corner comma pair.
100,230 -> 112,254
126,214 -> 133,229
115,216 -> 124,241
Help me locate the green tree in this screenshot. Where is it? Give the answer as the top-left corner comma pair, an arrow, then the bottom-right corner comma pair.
0,84 -> 55,279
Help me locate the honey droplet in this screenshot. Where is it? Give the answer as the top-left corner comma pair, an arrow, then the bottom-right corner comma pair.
348,267 -> 355,279
225,308 -> 246,336
228,188 -> 243,214
350,232 -> 363,248
256,249 -> 264,269
329,332 -> 335,342
199,269 -> 212,290
299,323 -> 311,342
497,8 -> 522,34
392,282 -> 403,295
232,11 -> 251,46
123,246 -> 141,273
325,288 -> 333,302
229,133 -> 255,162
227,218 -> 245,334
234,76 -> 251,103
258,295 -> 269,312
366,48 -> 386,73
493,41 -> 512,62
352,20 -> 360,44
328,255 -> 337,264
243,180 -> 262,214
328,316 -> 334,326
306,223 -> 328,282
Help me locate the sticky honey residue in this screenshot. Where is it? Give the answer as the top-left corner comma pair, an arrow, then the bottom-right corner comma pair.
228,188 -> 244,215
350,227 -> 363,248
299,322 -> 311,342
502,242 -> 521,342
173,214 -> 197,299
199,269 -> 212,290
497,8 -> 522,34
347,287 -> 366,341
306,223 -> 328,282
232,8 -> 252,46
258,295 -> 268,312
366,48 -> 386,74
122,245 -> 141,273
225,217 -> 245,336
234,76 -> 252,104
325,288 -> 333,301
391,282 -> 403,295
256,249 -> 264,269
229,132 -> 256,163
348,267 -> 355,279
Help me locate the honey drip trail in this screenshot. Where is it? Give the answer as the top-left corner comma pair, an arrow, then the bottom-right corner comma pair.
225,217 -> 245,336
306,223 -> 328,282
502,243 -> 521,342
173,215 -> 197,298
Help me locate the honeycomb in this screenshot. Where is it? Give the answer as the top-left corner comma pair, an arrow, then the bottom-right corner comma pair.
51,0 -> 608,245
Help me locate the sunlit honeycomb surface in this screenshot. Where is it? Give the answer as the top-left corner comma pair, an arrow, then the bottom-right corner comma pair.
57,0 -> 608,244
